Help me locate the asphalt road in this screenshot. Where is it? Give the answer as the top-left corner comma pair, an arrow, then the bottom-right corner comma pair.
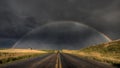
61,53 -> 115,68
0,53 -> 115,68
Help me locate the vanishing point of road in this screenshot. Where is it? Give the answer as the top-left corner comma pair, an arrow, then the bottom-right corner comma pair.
0,53 -> 115,68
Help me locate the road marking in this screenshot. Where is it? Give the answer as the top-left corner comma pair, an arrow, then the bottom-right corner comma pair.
55,53 -> 62,68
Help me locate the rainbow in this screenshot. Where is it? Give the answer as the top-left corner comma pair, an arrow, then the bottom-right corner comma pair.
12,21 -> 112,48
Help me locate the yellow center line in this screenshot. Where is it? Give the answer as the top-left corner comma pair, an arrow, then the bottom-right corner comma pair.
55,53 -> 62,68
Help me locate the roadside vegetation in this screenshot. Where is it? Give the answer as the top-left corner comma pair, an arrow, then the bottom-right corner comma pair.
0,49 -> 48,65
41,50 -> 57,53
62,40 -> 120,67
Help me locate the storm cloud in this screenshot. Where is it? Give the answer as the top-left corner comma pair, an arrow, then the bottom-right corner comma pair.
0,0 -> 120,48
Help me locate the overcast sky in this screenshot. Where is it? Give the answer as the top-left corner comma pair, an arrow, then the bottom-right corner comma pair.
0,0 -> 120,48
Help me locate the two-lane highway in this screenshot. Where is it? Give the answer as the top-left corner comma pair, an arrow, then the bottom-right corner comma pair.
0,53 -> 115,68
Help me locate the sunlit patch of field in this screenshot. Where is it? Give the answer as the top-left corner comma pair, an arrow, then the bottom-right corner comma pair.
77,51 -> 120,64
0,48 -> 48,64
0,49 -> 47,53
62,49 -> 120,66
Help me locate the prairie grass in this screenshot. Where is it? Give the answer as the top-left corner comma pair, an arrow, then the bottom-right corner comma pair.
0,49 -> 47,64
62,40 -> 120,67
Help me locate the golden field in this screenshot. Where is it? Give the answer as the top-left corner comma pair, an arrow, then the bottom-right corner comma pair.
62,40 -> 120,67
0,49 -> 47,64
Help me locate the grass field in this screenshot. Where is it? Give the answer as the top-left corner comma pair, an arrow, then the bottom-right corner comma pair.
0,49 -> 48,64
62,40 -> 120,67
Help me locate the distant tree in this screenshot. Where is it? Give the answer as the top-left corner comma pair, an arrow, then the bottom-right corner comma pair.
29,48 -> 32,50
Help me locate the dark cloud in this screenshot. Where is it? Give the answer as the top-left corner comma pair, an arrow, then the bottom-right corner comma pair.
0,0 -> 120,48
0,38 -> 17,48
7,0 -> 120,39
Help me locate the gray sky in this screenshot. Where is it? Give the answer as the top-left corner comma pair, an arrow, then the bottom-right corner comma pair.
0,0 -> 120,48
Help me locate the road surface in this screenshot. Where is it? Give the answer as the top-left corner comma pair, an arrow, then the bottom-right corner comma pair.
61,53 -> 114,68
0,53 -> 115,68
